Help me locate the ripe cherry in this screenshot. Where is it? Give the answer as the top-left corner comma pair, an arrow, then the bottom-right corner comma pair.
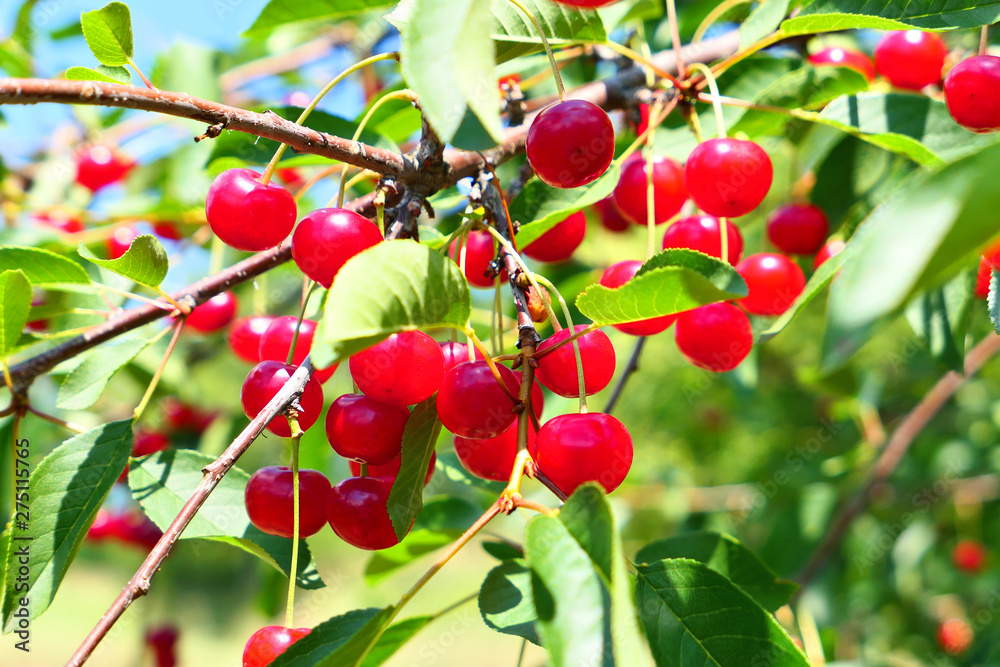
162,397 -> 216,432
450,230 -> 500,288
244,466 -> 331,538
522,211 -> 586,263
206,168 -> 296,252
530,412 -> 632,495
595,197 -> 630,233
944,55 -> 1000,132
662,214 -> 744,265
439,341 -> 484,372
258,316 -> 337,383
291,208 -> 382,288
874,31 -> 946,91
685,138 -> 772,218
243,626 -> 311,667
674,302 -> 753,372
228,315 -> 277,364
133,430 -> 170,457
976,258 -> 993,299
153,222 -> 182,241
114,509 -> 164,550
534,325 -> 616,398
937,618 -> 973,655
35,211 -> 84,234
327,476 -> 407,550
277,167 -> 305,189
737,253 -> 806,316
325,394 -> 409,465
767,204 -> 829,255
146,625 -> 179,667
87,508 -> 118,541
455,422 -> 536,482
808,47 -> 875,81
107,226 -> 140,259
612,154 -> 687,226
600,261 -> 677,336
813,239 -> 845,270
76,145 -> 132,191
550,0 -> 621,7
526,100 -> 615,189
952,539 -> 987,573
241,361 -> 324,437
437,360 -> 520,438
349,451 -> 436,486
186,292 -> 238,333
350,331 -> 445,406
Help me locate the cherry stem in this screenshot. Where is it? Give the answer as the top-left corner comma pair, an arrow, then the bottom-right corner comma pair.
530,274 -> 587,413
133,320 -> 185,422
504,0 -> 566,101
461,327 -> 520,403
981,25 -> 990,56
514,497 -> 556,515
503,448 -> 534,501
687,63 -> 727,138
708,31 -> 785,79
154,287 -> 190,315
260,51 -> 400,185
531,321 -> 599,360
92,283 -> 176,312
293,165 -> 340,202
601,40 -> 681,88
615,96 -> 681,166
516,46 -> 586,92
335,90 -> 415,208
287,280 -> 318,366
693,0 -> 751,42
285,414 -> 303,628
128,59 -> 157,90
666,0 -> 686,79
26,406 -> 86,434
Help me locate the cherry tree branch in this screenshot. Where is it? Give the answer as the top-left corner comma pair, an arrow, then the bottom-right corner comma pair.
795,334 -> 1000,590
67,359 -> 318,667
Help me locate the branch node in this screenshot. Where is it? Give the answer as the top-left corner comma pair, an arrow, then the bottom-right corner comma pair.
194,119 -> 229,142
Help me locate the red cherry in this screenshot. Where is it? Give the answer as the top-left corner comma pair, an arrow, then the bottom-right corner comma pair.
662,214 -> 744,265
737,253 -> 806,316
498,73 -> 521,88
437,361 -> 520,438
133,430 -> 170,457
674,302 -> 753,372
594,197 -> 630,233
767,204 -> 829,255
944,55 -> 1000,132
76,145 -> 132,191
241,361 -> 324,437
206,168 -> 296,252
107,226 -> 140,259
162,397 -> 216,432
874,31 -> 946,91
522,211 -> 586,263
612,154 -> 687,226
439,341 -> 484,372
808,47 -> 875,81
244,466 -> 331,538
35,212 -> 84,234
526,100 -> 615,189
599,261 -> 677,336
153,222 -> 183,241
186,292 -> 238,333
529,412 -> 632,495
146,625 -> 179,667
87,508 -> 118,541
455,421 -> 537,482
258,316 -> 337,383
228,315 -> 278,364
685,138 -> 773,218
291,208 -> 382,288
813,239 -> 845,270
976,258 -> 992,299
114,509 -> 163,550
450,230 -> 501,288
550,0 -> 621,7
243,626 -> 311,667
534,325 -> 616,398
277,167 -> 305,189
350,331 -> 445,406
952,539 -> 987,573
325,394 -> 410,465
349,451 -> 436,486
937,619 -> 973,655
327,476 -> 407,550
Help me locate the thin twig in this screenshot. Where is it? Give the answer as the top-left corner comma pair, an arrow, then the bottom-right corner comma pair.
794,334 -> 1000,591
604,337 -> 648,415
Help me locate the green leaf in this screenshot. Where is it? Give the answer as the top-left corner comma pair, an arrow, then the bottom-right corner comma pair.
12,0 -> 40,49
635,558 -> 809,667
990,270 -> 1000,336
783,0 -> 1000,33
315,241 -> 471,365
0,246 -> 91,287
491,0 -> 607,64
758,250 -> 843,344
0,38 -> 32,77
576,249 -> 747,326
130,450 -> 323,589
510,163 -> 621,247
388,0 -> 503,148
245,0 -> 398,37
816,93 -> 1000,166
0,270 -> 31,359
1,420 -> 132,630
479,559 -> 541,645
80,2 -> 133,67
78,234 -> 168,288
387,397 -> 442,541
906,272 -> 975,371
57,337 -> 153,410
636,532 -> 798,613
65,65 -> 131,84
359,616 -> 434,667
483,539 -> 524,561
270,607 -> 391,666
825,144 -> 1000,368
739,0 -> 789,48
